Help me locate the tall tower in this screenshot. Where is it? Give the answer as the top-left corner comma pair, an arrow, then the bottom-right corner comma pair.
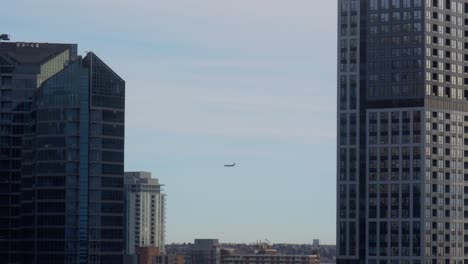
0,42 -> 125,264
124,172 -> 166,254
337,1 -> 468,263
0,42 -> 78,264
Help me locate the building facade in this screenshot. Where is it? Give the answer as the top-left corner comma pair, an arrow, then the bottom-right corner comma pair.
124,172 -> 166,254
124,246 -> 184,264
221,254 -> 319,264
337,1 -> 468,264
220,249 -> 319,264
312,239 -> 320,247
136,246 -> 161,264
0,42 -> 77,264
0,41 -> 125,264
187,239 -> 221,264
155,254 -> 185,264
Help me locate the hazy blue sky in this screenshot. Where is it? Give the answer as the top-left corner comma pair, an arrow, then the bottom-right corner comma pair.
3,0 -> 337,244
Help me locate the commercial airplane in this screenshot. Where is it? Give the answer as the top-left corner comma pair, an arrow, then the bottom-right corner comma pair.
224,163 -> 236,167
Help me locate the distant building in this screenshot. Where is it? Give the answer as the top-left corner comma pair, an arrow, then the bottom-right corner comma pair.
136,246 -> 161,264
125,172 -> 166,254
187,239 -> 221,264
220,248 -> 320,264
312,240 -> 320,247
155,254 -> 185,264
124,246 -> 184,264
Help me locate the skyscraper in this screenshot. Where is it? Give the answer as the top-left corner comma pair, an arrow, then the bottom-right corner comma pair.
124,172 -> 166,254
0,42 -> 77,264
337,1 -> 468,264
0,41 -> 125,264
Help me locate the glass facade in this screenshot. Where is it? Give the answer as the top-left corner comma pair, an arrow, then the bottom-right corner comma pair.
0,43 -> 77,264
366,109 -> 423,263
338,1 -> 468,264
367,0 -> 425,99
337,0 -> 362,262
0,43 -> 125,264
84,53 -> 125,264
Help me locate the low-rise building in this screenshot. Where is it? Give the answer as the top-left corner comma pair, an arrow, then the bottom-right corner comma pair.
187,239 -> 221,264
221,247 -> 319,264
136,246 -> 161,264
131,246 -> 184,264
155,255 -> 185,264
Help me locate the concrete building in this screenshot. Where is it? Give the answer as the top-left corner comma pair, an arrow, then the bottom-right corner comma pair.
221,254 -> 319,264
312,240 -> 320,247
220,248 -> 319,264
124,246 -> 184,264
187,239 -> 221,264
125,172 -> 166,254
155,254 -> 185,264
0,40 -> 125,264
136,246 -> 161,264
337,1 -> 468,264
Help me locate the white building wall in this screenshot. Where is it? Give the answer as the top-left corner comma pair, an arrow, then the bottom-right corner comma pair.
124,172 -> 166,254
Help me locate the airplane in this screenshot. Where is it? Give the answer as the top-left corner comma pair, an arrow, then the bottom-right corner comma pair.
224,163 -> 236,167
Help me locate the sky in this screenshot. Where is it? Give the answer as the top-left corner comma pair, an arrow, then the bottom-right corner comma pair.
3,0 -> 337,244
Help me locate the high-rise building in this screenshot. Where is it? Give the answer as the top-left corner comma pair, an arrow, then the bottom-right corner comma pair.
124,172 -> 166,254
0,41 -> 125,264
337,1 -> 468,263
0,42 -> 77,264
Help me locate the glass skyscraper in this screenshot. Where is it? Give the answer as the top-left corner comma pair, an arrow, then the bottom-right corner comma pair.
0,42 -> 125,264
337,0 -> 468,263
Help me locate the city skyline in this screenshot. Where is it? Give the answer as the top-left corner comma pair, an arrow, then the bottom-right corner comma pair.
2,0 -> 338,244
